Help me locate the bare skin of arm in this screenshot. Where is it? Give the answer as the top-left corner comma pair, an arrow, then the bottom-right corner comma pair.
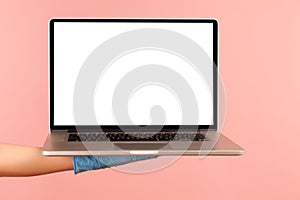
0,143 -> 73,177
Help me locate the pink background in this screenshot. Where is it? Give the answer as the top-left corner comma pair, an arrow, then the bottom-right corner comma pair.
1,0 -> 300,199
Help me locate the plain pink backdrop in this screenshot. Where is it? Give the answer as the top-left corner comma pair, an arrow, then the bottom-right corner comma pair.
1,0 -> 300,199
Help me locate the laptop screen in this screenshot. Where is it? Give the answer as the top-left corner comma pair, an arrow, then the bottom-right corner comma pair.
51,19 -> 217,130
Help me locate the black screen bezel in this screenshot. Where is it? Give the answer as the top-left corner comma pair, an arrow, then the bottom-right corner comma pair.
49,18 -> 218,132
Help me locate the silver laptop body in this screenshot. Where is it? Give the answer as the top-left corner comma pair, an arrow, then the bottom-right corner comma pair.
42,18 -> 244,156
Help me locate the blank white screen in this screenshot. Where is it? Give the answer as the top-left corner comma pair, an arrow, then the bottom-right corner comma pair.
53,21 -> 214,125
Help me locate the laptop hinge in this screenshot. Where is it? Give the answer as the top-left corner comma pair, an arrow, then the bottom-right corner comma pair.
51,129 -> 69,132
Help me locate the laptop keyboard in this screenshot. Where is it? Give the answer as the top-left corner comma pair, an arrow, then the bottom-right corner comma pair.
68,132 -> 205,142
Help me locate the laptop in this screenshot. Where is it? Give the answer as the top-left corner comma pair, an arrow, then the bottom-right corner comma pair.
42,18 -> 244,156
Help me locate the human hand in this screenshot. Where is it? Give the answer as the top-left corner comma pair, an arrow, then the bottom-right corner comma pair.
73,155 -> 157,174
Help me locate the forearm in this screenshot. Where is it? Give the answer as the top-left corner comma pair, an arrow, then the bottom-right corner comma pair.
0,142 -> 157,177
0,143 -> 73,177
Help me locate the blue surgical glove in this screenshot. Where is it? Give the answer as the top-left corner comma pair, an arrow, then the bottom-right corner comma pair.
72,155 -> 157,174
